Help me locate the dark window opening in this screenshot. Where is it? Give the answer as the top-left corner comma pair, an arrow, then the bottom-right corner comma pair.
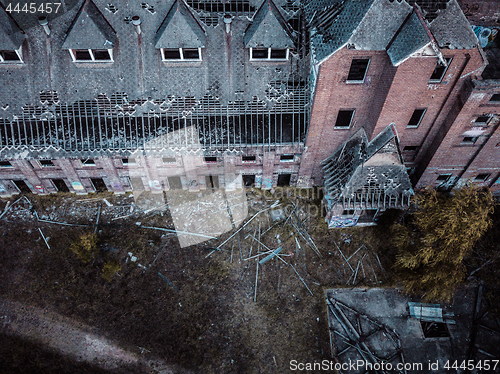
90,178 -> 107,192
270,49 -> 287,59
206,175 -> 219,189
51,179 -> 69,192
243,174 -> 255,187
74,50 -> 92,61
475,173 -> 490,181
204,156 -> 217,163
335,110 -> 354,128
183,49 -> 200,59
251,48 -> 268,59
122,158 -> 135,165
242,155 -> 256,162
429,58 -> 452,82
93,50 -> 112,61
40,160 -> 55,167
347,59 -> 369,82
1,50 -> 20,61
475,115 -> 490,124
0,161 -> 13,167
462,136 -> 478,144
436,174 -> 451,182
403,145 -> 420,152
13,180 -> 31,193
168,176 -> 182,189
130,177 -> 145,191
490,94 -> 500,102
420,321 -> 450,338
280,154 -> 294,161
342,209 -> 355,215
277,173 -> 291,187
162,157 -> 176,163
407,109 -> 426,128
81,158 -> 96,166
163,49 -> 181,59
357,209 -> 377,223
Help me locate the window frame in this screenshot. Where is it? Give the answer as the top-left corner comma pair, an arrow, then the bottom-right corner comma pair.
161,48 -> 202,62
0,161 -> 13,168
162,156 -> 177,164
461,136 -> 478,145
474,115 -> 491,126
407,108 -> 427,128
436,174 -> 451,183
475,173 -> 490,182
242,155 -> 256,163
429,57 -> 452,83
39,159 -> 55,167
121,158 -> 136,166
69,49 -> 114,63
249,47 -> 289,61
0,47 -> 23,63
403,145 -> 420,152
490,94 -> 500,103
81,158 -> 96,167
346,58 -> 370,83
334,109 -> 355,129
280,154 -> 294,162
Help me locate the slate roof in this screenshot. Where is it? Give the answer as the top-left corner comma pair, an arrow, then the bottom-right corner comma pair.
244,0 -> 295,48
61,0 -> 116,49
0,4 -> 25,50
155,0 -> 207,49
387,11 -> 432,66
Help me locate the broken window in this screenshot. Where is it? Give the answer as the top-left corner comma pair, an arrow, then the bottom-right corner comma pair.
403,145 -> 420,152
347,59 -> 369,82
462,136 -> 478,145
242,174 -> 255,187
280,154 -> 294,162
490,94 -> 500,102
242,155 -> 256,162
420,321 -> 450,338
342,209 -> 355,215
277,173 -> 291,186
475,173 -> 490,182
90,178 -> 108,192
122,158 -> 136,166
161,48 -> 202,61
474,115 -> 491,125
206,175 -> 219,189
335,110 -> 355,128
0,161 -> 13,168
250,48 -> 289,61
70,49 -> 113,62
429,58 -> 452,82
40,160 -> 55,167
51,179 -> 70,192
0,49 -> 23,63
436,174 -> 451,182
81,158 -> 96,166
13,180 -> 31,193
407,109 -> 426,128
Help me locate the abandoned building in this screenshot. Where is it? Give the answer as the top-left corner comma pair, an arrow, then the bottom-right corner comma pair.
0,0 -> 499,212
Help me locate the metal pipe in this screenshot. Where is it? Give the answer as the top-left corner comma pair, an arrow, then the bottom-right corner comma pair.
38,16 -> 50,35
132,16 -> 142,35
223,14 -> 232,34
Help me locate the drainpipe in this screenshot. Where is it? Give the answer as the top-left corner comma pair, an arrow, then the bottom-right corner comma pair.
132,16 -> 142,35
223,14 -> 232,34
38,16 -> 50,36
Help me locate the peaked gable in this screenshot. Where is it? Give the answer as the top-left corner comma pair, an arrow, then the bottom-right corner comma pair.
155,0 -> 206,49
0,4 -> 25,50
244,0 -> 294,49
62,0 -> 116,50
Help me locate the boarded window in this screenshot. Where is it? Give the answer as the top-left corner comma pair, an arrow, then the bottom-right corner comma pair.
335,110 -> 354,128
168,176 -> 182,189
347,59 -> 369,82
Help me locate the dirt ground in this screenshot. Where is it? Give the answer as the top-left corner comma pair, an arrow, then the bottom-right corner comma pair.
0,188 -> 392,374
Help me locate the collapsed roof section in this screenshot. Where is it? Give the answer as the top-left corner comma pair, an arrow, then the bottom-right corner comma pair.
306,0 -> 480,65
62,0 -> 116,49
0,3 -> 25,50
244,0 -> 295,48
322,124 -> 413,228
155,0 -> 207,49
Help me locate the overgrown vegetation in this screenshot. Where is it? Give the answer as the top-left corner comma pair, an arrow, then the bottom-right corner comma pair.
69,232 -> 98,264
392,185 -> 494,302
102,260 -> 121,282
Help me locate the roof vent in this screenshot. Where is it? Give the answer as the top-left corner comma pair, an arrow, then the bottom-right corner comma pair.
38,16 -> 50,35
132,16 -> 142,34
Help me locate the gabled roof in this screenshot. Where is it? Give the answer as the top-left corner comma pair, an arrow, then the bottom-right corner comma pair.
62,0 -> 116,50
244,0 -> 295,49
387,11 -> 432,66
155,0 -> 206,49
0,4 -> 25,50
429,0 -> 478,50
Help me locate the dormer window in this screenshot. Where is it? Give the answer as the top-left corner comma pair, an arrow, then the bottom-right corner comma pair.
0,49 -> 22,63
161,48 -> 202,61
250,48 -> 289,61
69,49 -> 113,62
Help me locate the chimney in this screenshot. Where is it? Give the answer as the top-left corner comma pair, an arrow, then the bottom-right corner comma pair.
132,16 -> 142,35
38,16 -> 50,36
